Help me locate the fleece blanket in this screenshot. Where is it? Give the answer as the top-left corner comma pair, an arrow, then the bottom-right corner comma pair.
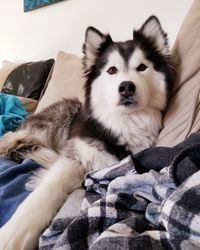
0,158 -> 40,227
39,133 -> 200,250
0,93 -> 28,136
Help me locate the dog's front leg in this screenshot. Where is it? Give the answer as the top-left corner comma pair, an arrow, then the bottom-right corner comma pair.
0,157 -> 84,250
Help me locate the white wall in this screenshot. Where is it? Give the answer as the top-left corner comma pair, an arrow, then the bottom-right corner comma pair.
0,0 -> 193,65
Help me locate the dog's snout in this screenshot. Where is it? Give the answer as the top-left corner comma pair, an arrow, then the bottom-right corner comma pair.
118,81 -> 136,97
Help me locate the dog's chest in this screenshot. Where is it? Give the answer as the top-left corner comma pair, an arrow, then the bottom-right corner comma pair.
106,110 -> 162,154
67,109 -> 161,171
70,138 -> 118,171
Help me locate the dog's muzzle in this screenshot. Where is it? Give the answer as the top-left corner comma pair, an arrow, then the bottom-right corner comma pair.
118,81 -> 136,106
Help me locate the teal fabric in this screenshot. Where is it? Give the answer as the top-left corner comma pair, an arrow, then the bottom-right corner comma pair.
0,94 -> 28,136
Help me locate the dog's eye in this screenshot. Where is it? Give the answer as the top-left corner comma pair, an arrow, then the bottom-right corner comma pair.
107,66 -> 118,75
136,64 -> 147,72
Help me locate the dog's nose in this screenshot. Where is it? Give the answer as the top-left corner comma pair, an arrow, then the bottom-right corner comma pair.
118,81 -> 136,97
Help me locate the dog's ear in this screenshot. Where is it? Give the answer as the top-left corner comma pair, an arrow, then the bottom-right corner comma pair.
136,16 -> 169,55
83,27 -> 112,70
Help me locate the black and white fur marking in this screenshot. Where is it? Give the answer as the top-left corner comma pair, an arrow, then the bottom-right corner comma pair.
0,16 -> 174,249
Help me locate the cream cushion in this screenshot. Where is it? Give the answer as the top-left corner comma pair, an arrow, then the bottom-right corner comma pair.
155,0 -> 200,147
35,51 -> 85,113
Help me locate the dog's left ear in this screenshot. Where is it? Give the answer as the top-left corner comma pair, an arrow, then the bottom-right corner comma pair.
137,16 -> 169,55
83,27 -> 112,70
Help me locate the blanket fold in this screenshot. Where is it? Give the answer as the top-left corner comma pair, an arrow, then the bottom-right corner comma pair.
39,133 -> 200,250
0,93 -> 28,136
0,158 -> 41,227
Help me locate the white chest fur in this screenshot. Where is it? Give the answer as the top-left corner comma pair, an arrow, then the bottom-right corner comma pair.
94,106 -> 162,154
71,137 -> 118,172
116,108 -> 162,153
70,107 -> 161,172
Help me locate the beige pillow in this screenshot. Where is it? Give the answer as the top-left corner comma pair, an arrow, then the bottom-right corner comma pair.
155,0 -> 200,147
18,96 -> 38,114
0,61 -> 19,91
36,51 -> 85,113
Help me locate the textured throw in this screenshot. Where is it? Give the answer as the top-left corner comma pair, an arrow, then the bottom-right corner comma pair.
0,158 -> 40,227
39,133 -> 200,250
0,93 -> 28,136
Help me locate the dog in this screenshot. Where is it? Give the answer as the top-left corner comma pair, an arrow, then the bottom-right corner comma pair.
0,16 -> 174,249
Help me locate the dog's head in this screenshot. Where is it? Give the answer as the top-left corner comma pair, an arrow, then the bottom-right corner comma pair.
83,16 -> 174,117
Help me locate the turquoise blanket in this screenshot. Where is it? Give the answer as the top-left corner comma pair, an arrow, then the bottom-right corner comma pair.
0,94 -> 28,136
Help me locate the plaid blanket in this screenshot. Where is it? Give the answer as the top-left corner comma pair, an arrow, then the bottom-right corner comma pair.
39,134 -> 200,250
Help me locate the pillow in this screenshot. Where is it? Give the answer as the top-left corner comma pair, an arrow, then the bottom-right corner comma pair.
2,59 -> 54,100
35,51 -> 85,113
155,0 -> 200,147
17,97 -> 38,114
0,61 -> 19,92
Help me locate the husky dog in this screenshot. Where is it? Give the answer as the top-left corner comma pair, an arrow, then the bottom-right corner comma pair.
0,16 -> 174,249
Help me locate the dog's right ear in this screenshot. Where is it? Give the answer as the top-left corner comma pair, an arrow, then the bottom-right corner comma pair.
135,16 -> 169,56
83,27 -> 111,70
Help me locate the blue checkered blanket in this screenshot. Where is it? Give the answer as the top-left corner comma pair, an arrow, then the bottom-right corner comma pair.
39,133 -> 200,250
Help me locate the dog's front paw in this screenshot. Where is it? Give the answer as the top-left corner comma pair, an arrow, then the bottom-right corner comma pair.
0,220 -> 39,250
0,130 -> 38,162
0,131 -> 25,161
